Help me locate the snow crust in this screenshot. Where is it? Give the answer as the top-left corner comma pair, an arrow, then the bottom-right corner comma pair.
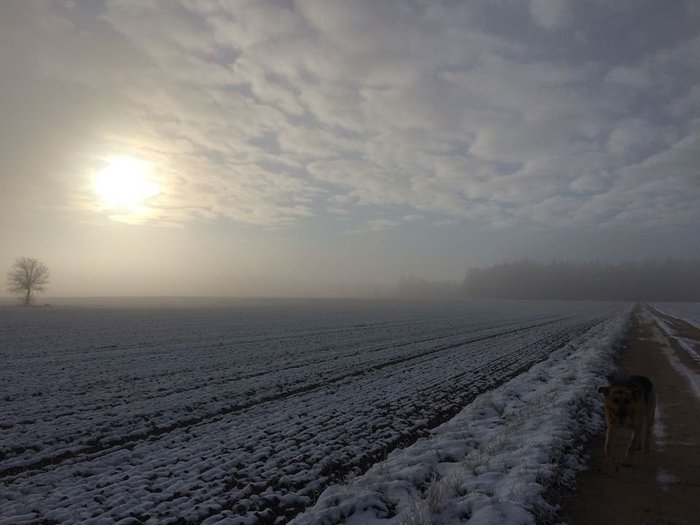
291,308 -> 631,525
0,300 -> 628,524
644,307 -> 700,400
650,303 -> 700,365
656,469 -> 680,491
651,302 -> 700,331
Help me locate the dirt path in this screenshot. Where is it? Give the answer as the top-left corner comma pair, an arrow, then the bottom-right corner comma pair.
560,305 -> 700,525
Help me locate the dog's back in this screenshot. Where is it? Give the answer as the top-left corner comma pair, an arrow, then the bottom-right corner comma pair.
627,375 -> 653,404
606,375 -> 653,403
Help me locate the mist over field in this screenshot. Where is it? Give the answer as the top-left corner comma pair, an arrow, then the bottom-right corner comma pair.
1,297 -> 637,523
1,1 -> 699,300
399,259 -> 700,301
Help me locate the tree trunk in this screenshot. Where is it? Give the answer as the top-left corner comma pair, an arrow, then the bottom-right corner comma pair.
24,289 -> 31,306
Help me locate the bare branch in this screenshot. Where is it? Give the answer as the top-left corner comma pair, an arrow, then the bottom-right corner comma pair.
6,257 -> 50,306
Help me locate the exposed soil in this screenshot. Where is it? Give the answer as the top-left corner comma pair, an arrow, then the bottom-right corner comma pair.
559,306 -> 700,524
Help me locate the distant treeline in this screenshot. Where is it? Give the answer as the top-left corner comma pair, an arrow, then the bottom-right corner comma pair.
398,259 -> 700,301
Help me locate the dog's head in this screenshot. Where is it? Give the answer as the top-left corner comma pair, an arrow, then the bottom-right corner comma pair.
598,382 -> 642,425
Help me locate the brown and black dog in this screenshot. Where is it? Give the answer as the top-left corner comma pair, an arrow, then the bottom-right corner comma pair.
598,375 -> 656,469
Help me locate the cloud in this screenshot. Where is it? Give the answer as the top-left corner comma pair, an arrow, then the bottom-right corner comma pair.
529,0 -> 572,28
1,0 -> 699,236
603,66 -> 653,90
357,218 -> 402,233
606,118 -> 677,161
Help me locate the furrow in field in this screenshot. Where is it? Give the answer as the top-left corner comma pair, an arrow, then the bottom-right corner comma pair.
0,316 -> 569,476
186,318 -> 603,524
5,313 -> 546,425
0,316 -> 606,525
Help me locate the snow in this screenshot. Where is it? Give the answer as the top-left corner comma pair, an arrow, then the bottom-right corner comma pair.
0,299 -> 629,524
644,306 -> 700,400
291,307 -> 632,525
652,302 -> 700,331
653,406 -> 668,448
656,469 -> 680,491
649,303 -> 700,365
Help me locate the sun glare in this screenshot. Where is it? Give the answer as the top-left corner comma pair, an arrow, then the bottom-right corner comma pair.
93,157 -> 159,208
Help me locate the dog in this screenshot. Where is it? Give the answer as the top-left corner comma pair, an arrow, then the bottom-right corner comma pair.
598,375 -> 656,469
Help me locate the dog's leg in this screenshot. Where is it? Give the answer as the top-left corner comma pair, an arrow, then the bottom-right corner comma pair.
604,426 -> 622,474
603,426 -> 616,464
638,418 -> 647,451
623,430 -> 637,465
644,392 -> 656,453
644,418 -> 653,452
603,425 -> 614,463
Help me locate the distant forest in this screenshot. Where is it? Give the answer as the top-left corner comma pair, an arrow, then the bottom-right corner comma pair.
398,259 -> 700,301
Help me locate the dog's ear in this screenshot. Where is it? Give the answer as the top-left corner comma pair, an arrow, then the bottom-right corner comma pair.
598,386 -> 610,396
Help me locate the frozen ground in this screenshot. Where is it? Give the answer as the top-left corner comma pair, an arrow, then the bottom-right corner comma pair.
651,302 -> 700,330
645,304 -> 700,399
649,303 -> 700,367
0,299 -> 627,524
291,307 -> 631,525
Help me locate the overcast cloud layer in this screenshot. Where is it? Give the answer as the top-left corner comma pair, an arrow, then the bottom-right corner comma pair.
1,0 -> 699,296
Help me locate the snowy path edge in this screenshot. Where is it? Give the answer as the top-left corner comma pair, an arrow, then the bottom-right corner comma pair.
289,306 -> 632,525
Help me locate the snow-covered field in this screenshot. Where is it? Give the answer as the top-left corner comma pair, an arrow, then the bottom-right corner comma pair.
0,299 -> 629,524
651,302 -> 700,331
292,307 -> 631,525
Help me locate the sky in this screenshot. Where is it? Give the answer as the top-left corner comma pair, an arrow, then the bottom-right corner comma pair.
1,0 -> 699,298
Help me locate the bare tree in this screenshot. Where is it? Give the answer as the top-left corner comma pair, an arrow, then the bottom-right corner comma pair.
7,257 -> 50,306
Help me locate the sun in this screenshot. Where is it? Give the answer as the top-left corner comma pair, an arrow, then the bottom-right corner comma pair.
93,157 -> 159,208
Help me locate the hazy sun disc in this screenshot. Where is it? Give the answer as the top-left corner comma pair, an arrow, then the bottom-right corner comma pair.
93,157 -> 159,208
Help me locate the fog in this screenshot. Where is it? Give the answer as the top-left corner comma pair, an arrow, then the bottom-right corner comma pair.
399,260 -> 700,302
1,2 -> 699,300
